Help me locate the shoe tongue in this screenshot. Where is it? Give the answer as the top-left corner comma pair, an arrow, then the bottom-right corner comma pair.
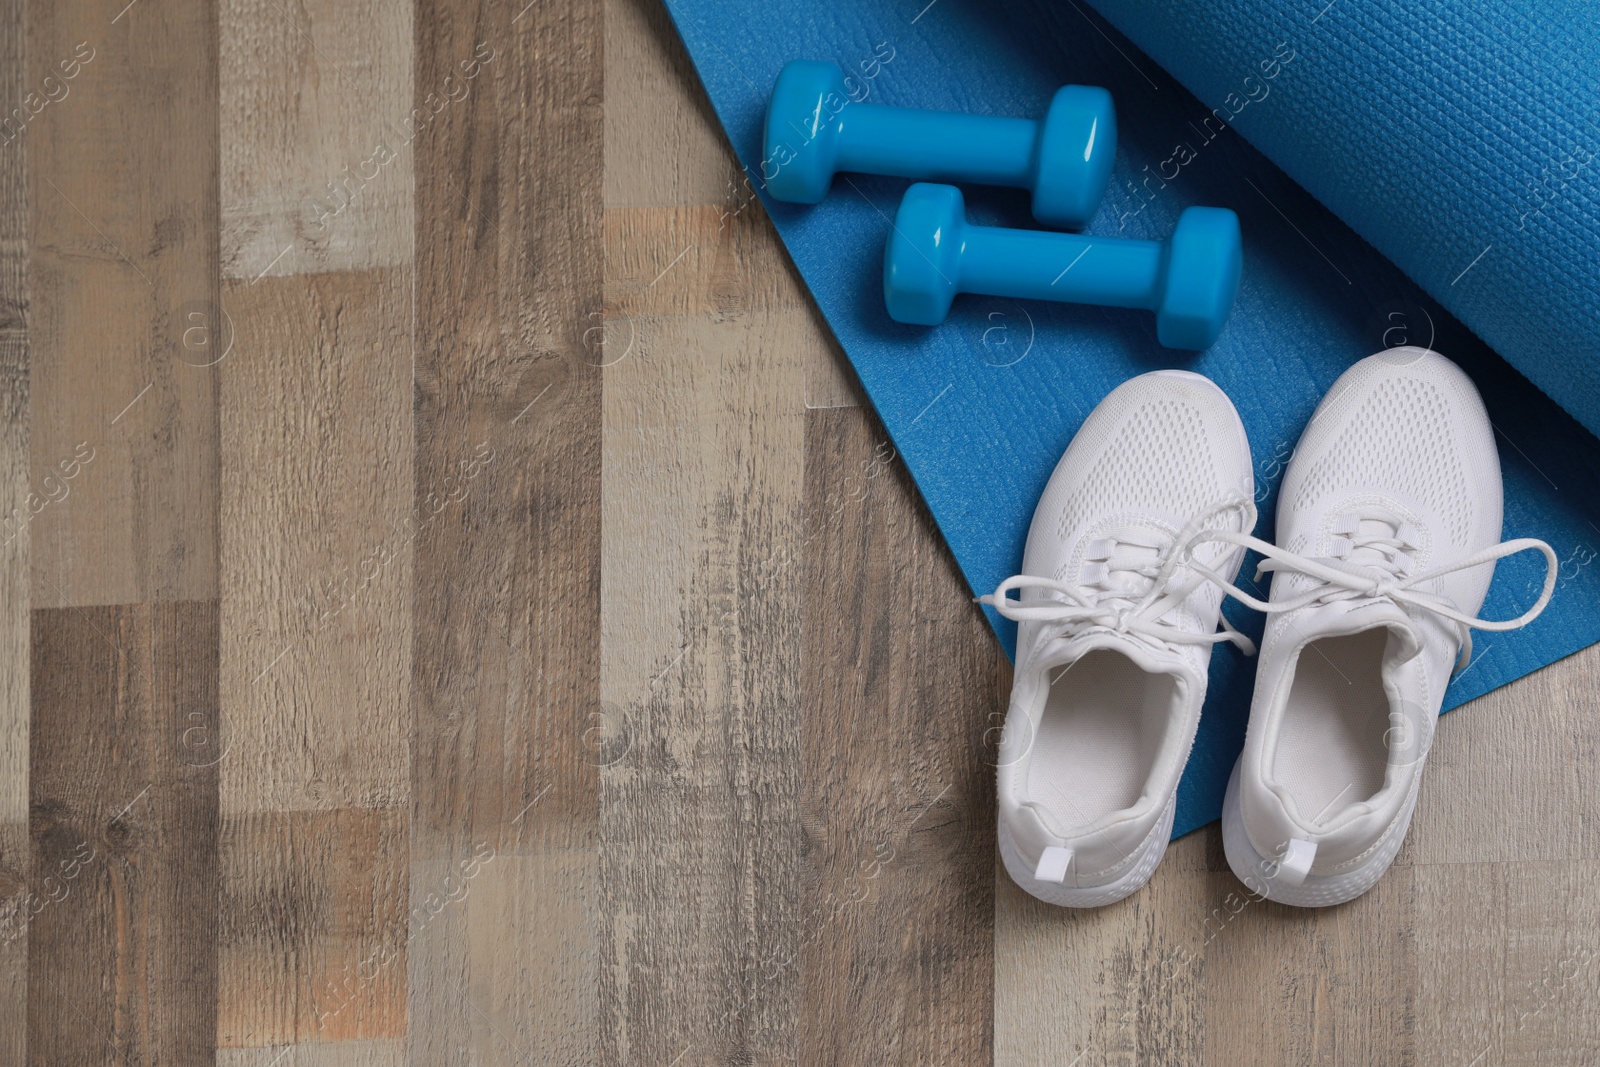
1348,516 -> 1401,561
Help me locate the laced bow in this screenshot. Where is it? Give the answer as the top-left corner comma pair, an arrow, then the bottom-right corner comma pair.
978,498 -> 1261,656
1178,508 -> 1557,670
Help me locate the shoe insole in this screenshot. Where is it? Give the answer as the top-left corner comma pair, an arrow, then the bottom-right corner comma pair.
1026,649 -> 1175,829
1272,628 -> 1393,824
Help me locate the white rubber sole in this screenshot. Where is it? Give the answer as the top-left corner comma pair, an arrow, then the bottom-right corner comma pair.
998,793 -> 1176,908
1220,758 -> 1418,907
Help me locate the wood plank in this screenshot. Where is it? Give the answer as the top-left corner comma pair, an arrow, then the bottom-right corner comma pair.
1416,859 -> 1600,1065
220,0 -> 413,280
410,851 -> 592,1064
218,1038 -> 405,1067
28,0 -> 220,609
0,0 -> 27,1050
28,603 -> 220,1065
995,833 -> 1213,1065
596,306 -> 809,1062
409,0 -> 603,1060
1409,642 -> 1600,865
1406,645 -> 1600,1064
1203,856 -> 1416,1064
25,0 -> 222,1060
602,202 -> 861,411
215,0 -> 413,1054
797,404 -> 1000,1065
604,205 -> 801,319
214,269 -> 413,1045
595,7 -> 872,1056
218,809 -> 408,1045
216,270 -> 413,816
603,0 -> 726,210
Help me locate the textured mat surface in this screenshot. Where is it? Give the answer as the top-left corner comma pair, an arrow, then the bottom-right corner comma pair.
1084,0 -> 1600,441
662,0 -> 1600,836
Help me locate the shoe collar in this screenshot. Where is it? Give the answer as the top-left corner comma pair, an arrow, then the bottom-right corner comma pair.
1004,629 -> 1203,869
1241,600 -> 1429,865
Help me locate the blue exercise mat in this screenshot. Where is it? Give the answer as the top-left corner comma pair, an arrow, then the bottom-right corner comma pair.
1083,0 -> 1600,443
662,0 -> 1600,837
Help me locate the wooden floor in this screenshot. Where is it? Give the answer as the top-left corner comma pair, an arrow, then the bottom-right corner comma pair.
1,0 -> 1597,1063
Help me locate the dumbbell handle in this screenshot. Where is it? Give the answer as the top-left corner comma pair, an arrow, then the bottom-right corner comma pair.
959,228 -> 1164,310
836,107 -> 1040,189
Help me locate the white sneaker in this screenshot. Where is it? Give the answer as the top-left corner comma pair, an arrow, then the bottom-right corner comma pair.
981,370 -> 1257,907
1191,348 -> 1557,906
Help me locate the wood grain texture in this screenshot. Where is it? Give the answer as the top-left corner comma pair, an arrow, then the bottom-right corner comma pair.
603,0 -> 724,211
1204,857 -> 1417,1064
797,405 -> 1002,1065
216,0 -> 415,1054
218,271 -> 413,817
221,0 -> 414,279
996,833 -> 1215,1065
219,808 -> 408,1045
28,0 -> 220,609
408,0 -> 603,1062
1408,643 -> 1600,1067
1410,643 -> 1600,866
603,0 -> 859,412
0,0 -> 25,1048
24,0 -> 222,1063
1415,859 -> 1600,1066
218,1039 -> 406,1067
29,602 -> 220,1065
998,824 -> 1418,1066
596,300 -> 810,1063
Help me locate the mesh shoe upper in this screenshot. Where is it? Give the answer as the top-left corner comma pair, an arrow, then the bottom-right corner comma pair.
1019,370 -> 1255,686
1240,348 -> 1511,875
991,370 -> 1256,900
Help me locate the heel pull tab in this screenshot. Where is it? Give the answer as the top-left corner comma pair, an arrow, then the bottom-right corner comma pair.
1275,838 -> 1318,886
1035,846 -> 1073,884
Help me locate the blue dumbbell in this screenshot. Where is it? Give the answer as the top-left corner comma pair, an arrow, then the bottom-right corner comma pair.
884,184 -> 1243,350
764,60 -> 1115,229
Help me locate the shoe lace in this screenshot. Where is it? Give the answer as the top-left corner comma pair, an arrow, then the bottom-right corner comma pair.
978,498 -> 1262,656
1178,508 -> 1558,670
